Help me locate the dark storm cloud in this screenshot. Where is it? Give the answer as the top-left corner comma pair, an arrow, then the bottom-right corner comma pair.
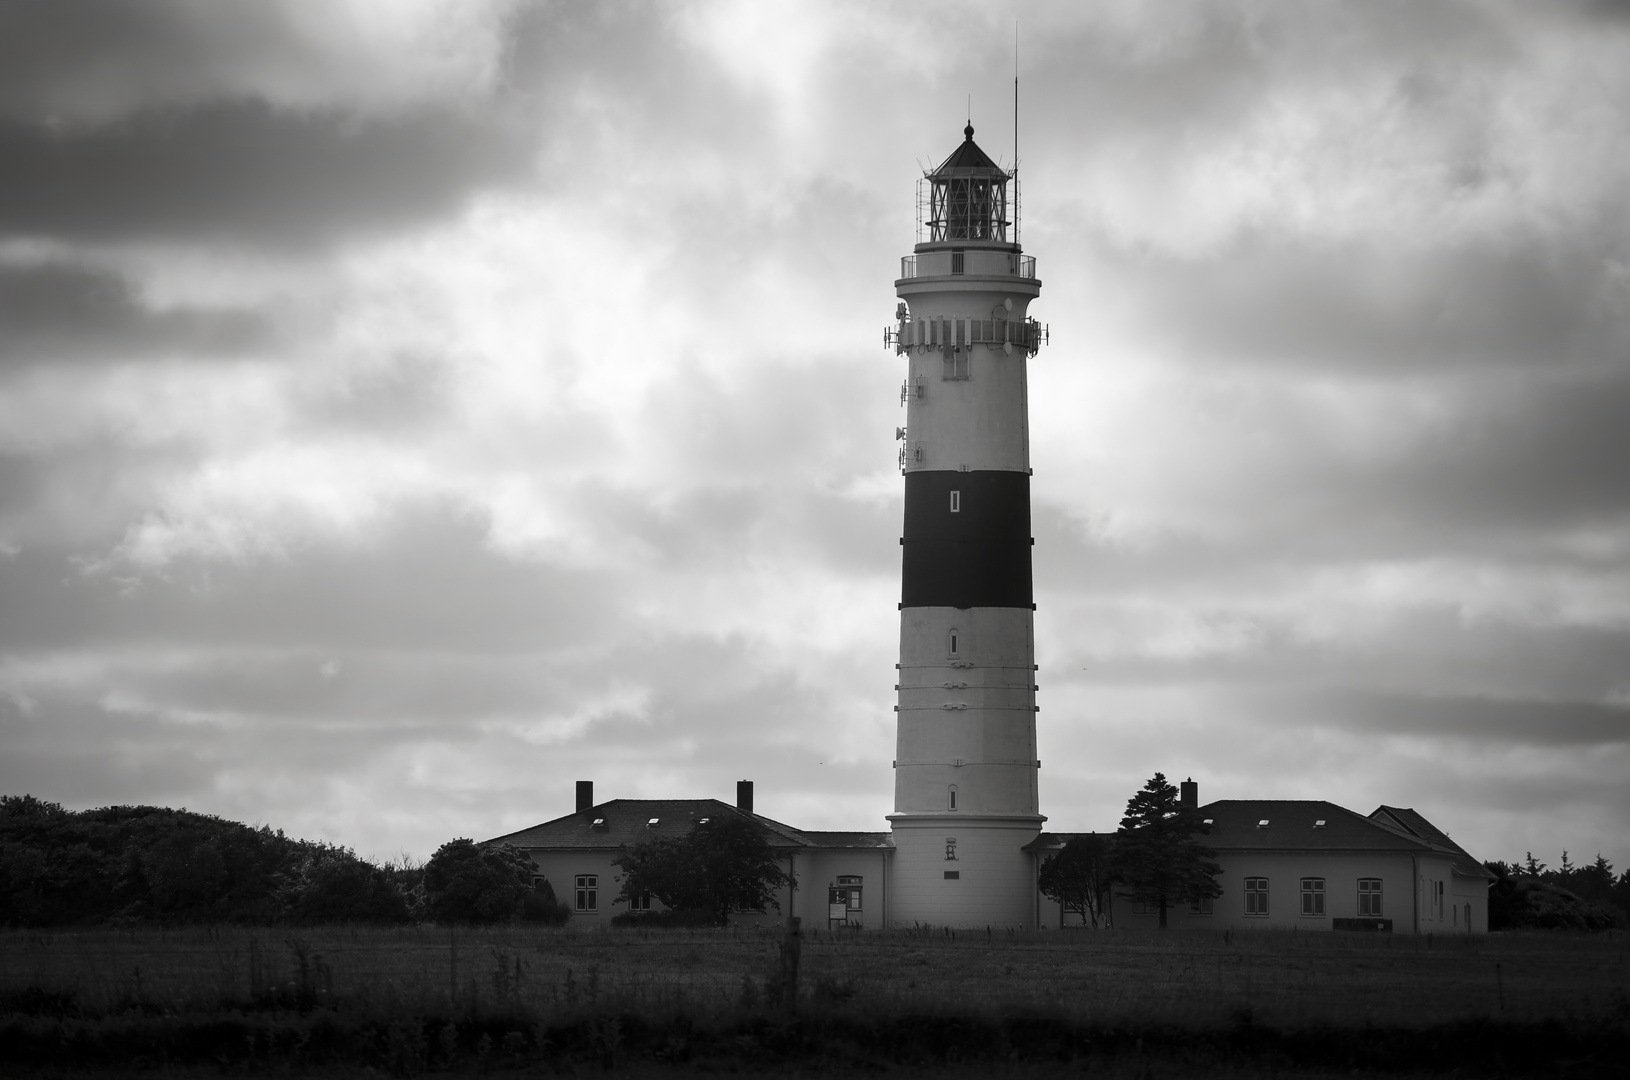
1058,602 -> 1630,705
0,2 -> 364,120
1101,231 -> 1630,377
0,100 -> 536,247
0,689 -> 223,808
1327,690 -> 1630,750
0,505 -> 615,654
0,262 -> 274,366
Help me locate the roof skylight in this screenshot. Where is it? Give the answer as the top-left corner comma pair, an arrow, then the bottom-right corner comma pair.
647,818 -> 660,827
1257,819 -> 1270,827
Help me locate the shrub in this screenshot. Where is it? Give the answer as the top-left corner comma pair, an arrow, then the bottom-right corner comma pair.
422,839 -> 534,924
519,877 -> 571,925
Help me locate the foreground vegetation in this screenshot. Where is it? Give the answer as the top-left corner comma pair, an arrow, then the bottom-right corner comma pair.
1,923 -> 1625,1076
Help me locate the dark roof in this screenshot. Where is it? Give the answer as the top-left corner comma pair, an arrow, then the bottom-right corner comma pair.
798,831 -> 893,849
1369,806 -> 1493,880
930,124 -> 1007,179
485,799 -> 886,853
1199,800 -> 1494,880
1200,800 -> 1426,853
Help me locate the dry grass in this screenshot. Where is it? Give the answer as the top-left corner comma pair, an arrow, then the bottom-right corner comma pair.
3,922 -> 1625,1028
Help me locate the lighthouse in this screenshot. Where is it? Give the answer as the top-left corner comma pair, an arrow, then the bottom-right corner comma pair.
887,124 -> 1046,927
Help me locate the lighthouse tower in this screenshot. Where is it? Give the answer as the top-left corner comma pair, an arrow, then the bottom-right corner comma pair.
888,124 -> 1045,927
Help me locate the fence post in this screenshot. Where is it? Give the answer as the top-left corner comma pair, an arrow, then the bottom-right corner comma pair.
778,917 -> 802,1015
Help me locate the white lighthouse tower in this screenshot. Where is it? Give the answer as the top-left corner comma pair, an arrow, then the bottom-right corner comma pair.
888,124 -> 1046,927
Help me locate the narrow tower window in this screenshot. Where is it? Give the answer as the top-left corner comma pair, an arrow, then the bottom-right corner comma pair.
948,784 -> 958,811
951,249 -> 965,275
947,629 -> 959,657
949,490 -> 960,513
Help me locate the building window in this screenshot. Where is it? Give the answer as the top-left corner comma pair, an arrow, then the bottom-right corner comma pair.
1244,877 -> 1269,916
1132,900 -> 1157,915
1300,878 -> 1326,916
1358,878 -> 1383,916
949,490 -> 960,513
948,629 -> 959,658
951,249 -> 965,275
626,891 -> 652,911
574,874 -> 598,912
945,837 -> 958,861
835,875 -> 863,912
948,784 -> 958,811
942,351 -> 969,379
1188,898 -> 1214,916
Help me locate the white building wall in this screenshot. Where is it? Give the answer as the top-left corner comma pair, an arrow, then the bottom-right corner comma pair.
524,850 -> 623,923
896,606 -> 1037,815
886,816 -> 1041,928
1106,851 -> 1485,934
791,849 -> 894,929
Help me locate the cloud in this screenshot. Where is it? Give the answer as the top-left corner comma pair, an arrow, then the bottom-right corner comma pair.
0,101 -> 539,248
0,260 -> 275,367
0,0 -> 1626,872
0,0 -> 514,124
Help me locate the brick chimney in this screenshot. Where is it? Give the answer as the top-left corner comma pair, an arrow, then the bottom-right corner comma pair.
1180,778 -> 1198,810
576,780 -> 594,813
736,780 -> 754,814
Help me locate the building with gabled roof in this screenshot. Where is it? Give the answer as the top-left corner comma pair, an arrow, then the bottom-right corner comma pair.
486,781 -> 892,928
1029,783 -> 1493,933
491,779 -> 1489,933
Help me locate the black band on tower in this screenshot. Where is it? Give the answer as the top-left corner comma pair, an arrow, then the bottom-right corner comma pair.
901,470 -> 1032,609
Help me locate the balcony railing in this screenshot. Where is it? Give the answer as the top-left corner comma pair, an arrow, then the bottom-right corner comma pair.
899,252 -> 1037,280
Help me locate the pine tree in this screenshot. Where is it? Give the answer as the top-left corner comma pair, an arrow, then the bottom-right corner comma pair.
1107,773 -> 1221,929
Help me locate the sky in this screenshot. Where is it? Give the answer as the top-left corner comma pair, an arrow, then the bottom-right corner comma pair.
1,0 -> 1627,872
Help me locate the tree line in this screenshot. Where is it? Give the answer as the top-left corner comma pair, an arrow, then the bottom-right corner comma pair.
9,786 -> 1623,931
0,794 -> 784,929
1484,851 -> 1630,931
0,796 -> 574,928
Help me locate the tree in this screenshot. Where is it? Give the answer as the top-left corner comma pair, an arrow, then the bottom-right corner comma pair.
280,844 -> 411,925
1107,773 -> 1221,929
1039,833 -> 1114,928
613,813 -> 793,925
520,875 -> 572,925
422,839 -> 535,924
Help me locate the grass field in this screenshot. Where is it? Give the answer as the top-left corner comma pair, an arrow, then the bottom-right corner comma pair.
2,923 -> 1627,1075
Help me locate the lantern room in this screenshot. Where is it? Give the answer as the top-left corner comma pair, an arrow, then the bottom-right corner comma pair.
921,124 -> 1013,245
